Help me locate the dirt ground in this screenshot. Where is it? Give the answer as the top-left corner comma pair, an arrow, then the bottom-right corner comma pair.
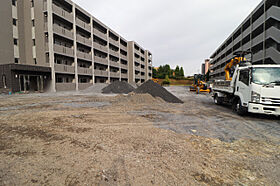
0,87 -> 279,185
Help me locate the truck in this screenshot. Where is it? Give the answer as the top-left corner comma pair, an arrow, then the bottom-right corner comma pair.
212,51 -> 280,116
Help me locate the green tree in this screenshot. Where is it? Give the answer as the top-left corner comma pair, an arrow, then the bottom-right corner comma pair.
179,67 -> 184,78
174,66 -> 180,77
162,75 -> 170,86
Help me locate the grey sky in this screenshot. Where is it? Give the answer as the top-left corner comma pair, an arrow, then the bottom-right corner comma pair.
72,0 -> 262,76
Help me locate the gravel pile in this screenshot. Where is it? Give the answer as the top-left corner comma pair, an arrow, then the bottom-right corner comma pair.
134,80 -> 184,103
80,83 -> 108,94
102,81 -> 135,94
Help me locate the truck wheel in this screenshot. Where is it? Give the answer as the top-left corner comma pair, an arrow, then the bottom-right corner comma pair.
233,98 -> 247,116
214,95 -> 223,105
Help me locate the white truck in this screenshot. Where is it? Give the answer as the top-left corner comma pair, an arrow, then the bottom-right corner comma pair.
213,64 -> 280,116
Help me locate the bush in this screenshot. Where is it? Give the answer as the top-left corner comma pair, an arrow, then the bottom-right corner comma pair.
162,75 -> 171,86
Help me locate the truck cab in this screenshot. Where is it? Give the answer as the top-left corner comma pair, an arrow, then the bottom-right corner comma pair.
236,65 -> 280,115
213,64 -> 280,116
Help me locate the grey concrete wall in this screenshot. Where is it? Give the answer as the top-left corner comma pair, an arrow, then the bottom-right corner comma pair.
17,0 -> 33,65
34,0 -> 48,67
0,1 -> 14,64
127,41 -> 134,83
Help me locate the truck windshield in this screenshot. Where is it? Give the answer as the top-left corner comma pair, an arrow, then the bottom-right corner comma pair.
252,67 -> 280,85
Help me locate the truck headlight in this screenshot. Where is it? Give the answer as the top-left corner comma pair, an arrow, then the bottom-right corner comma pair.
251,91 -> 260,103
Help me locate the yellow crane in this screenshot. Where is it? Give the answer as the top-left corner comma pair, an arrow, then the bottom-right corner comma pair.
224,51 -> 251,80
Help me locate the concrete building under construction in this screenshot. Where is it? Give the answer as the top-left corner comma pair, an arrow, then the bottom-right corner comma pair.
209,0 -> 280,80
0,0 -> 152,92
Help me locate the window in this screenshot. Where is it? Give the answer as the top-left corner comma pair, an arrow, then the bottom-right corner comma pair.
13,19 -> 17,26
239,69 -> 249,86
56,77 -> 63,83
12,0 -> 16,6
32,20 -> 35,27
31,0 -> 34,7
34,58 -> 37,64
32,39 -> 36,46
14,58 -> 19,64
13,39 -> 18,45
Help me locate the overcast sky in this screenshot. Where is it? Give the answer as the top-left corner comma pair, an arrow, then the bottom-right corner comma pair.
73,0 -> 262,76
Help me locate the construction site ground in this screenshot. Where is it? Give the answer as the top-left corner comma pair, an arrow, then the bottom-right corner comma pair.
0,86 -> 279,185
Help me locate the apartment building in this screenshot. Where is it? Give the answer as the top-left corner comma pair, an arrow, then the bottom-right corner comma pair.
0,0 -> 153,92
209,0 -> 280,80
128,41 -> 152,84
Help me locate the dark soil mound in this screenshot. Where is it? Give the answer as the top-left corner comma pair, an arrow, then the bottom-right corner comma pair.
102,81 -> 135,94
134,80 -> 184,103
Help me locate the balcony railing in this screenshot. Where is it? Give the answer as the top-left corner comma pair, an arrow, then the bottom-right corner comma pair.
53,24 -> 74,39
120,64 -> 128,69
120,54 -> 127,60
121,73 -> 128,79
93,28 -> 107,41
109,49 -> 119,57
109,61 -> 120,68
110,72 -> 120,78
94,69 -> 108,77
94,56 -> 108,65
54,64 -> 75,74
109,38 -> 119,47
77,51 -> 92,61
52,4 -> 73,22
78,67 -> 92,75
120,44 -> 127,51
53,44 -> 74,57
76,18 -> 91,32
93,42 -> 108,53
76,34 -> 92,47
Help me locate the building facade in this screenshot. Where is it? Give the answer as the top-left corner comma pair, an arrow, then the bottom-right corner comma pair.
0,0 -> 152,92
209,0 -> 280,80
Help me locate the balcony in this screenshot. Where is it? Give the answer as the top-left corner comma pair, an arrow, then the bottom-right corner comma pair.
110,61 -> 120,68
53,24 -> 74,40
76,18 -> 91,33
253,14 -> 264,30
120,54 -> 127,60
252,33 -> 263,46
121,64 -> 128,69
121,73 -> 128,79
53,44 -> 74,57
52,4 -> 73,23
135,50 -> 140,56
76,34 -> 92,47
77,51 -> 92,61
93,42 -> 108,53
110,72 -> 120,78
54,64 -> 75,74
94,56 -> 108,65
135,66 -> 141,71
109,49 -> 119,57
109,38 -> 119,47
95,69 -> 108,77
135,74 -> 141,79
78,67 -> 92,75
252,51 -> 264,62
120,45 -> 127,51
93,28 -> 107,41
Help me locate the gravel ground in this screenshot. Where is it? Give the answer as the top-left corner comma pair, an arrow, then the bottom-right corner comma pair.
0,86 -> 279,185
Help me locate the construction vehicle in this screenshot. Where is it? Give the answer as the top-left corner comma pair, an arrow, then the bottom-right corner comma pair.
212,51 -> 280,116
189,74 -> 211,94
